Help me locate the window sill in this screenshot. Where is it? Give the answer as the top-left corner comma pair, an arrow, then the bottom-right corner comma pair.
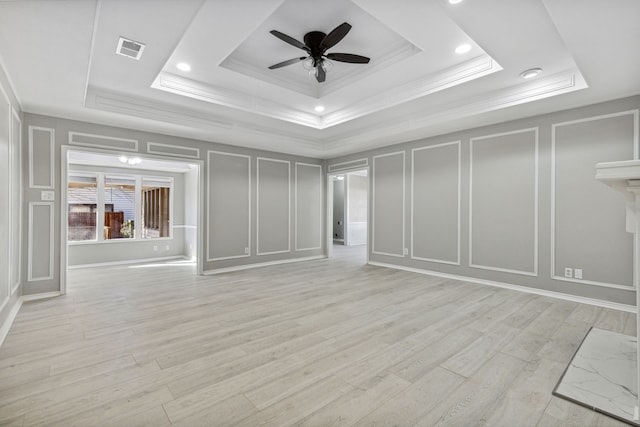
68,236 -> 174,245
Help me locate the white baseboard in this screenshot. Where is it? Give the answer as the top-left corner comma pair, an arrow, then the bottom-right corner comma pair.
0,297 -> 23,348
0,290 -> 67,348
67,256 -> 186,270
21,291 -> 62,302
368,261 -> 635,313
204,255 -> 326,275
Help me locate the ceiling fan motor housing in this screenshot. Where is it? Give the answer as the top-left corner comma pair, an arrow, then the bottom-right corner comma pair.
303,31 -> 327,66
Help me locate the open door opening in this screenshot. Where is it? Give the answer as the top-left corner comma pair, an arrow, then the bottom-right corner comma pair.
327,169 -> 368,264
60,147 -> 203,294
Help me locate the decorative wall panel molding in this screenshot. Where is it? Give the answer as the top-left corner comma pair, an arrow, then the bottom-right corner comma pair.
469,128 -> 539,276
372,151 -> 405,257
29,126 -> 55,189
69,131 -> 138,152
257,157 -> 291,256
206,151 -> 251,261
28,202 -> 54,282
411,141 -> 461,265
551,110 -> 639,289
328,158 -> 368,173
295,163 -> 322,251
147,141 -> 200,159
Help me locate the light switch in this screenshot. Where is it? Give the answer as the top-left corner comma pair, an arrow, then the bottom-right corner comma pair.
41,190 -> 55,201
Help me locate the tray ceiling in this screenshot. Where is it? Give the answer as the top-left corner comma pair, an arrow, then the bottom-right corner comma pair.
0,0 -> 638,158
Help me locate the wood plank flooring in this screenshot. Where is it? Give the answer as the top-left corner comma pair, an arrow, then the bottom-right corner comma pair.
0,245 -> 634,426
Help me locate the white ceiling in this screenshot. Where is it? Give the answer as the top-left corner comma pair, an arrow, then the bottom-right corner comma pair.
0,0 -> 638,159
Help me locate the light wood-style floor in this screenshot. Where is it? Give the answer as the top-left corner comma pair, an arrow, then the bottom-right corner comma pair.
0,245 -> 634,426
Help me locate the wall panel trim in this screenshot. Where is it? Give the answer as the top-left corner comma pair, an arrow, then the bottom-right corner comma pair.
206,150 -> 251,262
372,151 -> 405,258
147,141 -> 200,159
328,158 -> 368,173
295,162 -> 322,251
256,157 -> 291,256
550,109 -> 639,289
28,126 -> 55,189
28,202 -> 54,282
469,127 -> 539,276
69,131 -> 138,152
410,141 -> 461,265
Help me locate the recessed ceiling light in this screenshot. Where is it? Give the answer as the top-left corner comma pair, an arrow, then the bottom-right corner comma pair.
448,0 -> 464,4
520,68 -> 542,79
314,105 -> 325,113
176,62 -> 191,72
455,44 -> 471,54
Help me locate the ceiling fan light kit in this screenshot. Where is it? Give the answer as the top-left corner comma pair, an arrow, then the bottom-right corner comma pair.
268,22 -> 370,83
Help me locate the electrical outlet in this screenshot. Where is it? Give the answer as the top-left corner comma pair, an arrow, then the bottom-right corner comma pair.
564,268 -> 573,278
244,247 -> 249,254
40,190 -> 55,201
403,248 -> 409,255
574,268 -> 583,279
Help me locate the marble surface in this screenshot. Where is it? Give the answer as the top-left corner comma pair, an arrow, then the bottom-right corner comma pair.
554,327 -> 639,425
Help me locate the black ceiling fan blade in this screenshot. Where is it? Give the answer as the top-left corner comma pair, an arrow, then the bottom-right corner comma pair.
268,57 -> 307,69
315,65 -> 326,83
320,22 -> 351,51
270,30 -> 309,52
326,53 -> 370,64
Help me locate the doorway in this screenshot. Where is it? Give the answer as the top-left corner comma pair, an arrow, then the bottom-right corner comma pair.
327,169 -> 369,263
60,147 -> 203,294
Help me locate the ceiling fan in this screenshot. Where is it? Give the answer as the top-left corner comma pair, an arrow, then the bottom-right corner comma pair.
268,22 -> 370,83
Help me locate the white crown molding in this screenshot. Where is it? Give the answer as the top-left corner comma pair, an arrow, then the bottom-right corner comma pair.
322,55 -> 501,128
152,72 -> 321,128
153,55 -> 501,131
86,87 -> 326,157
323,69 -> 586,155
85,69 -> 586,159
88,89 -> 233,130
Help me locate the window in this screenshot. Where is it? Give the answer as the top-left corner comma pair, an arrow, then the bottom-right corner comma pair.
68,174 -> 98,241
104,175 -> 136,239
142,178 -> 171,238
67,171 -> 173,243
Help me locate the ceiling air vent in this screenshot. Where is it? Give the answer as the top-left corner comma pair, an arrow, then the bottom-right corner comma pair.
116,37 -> 145,60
